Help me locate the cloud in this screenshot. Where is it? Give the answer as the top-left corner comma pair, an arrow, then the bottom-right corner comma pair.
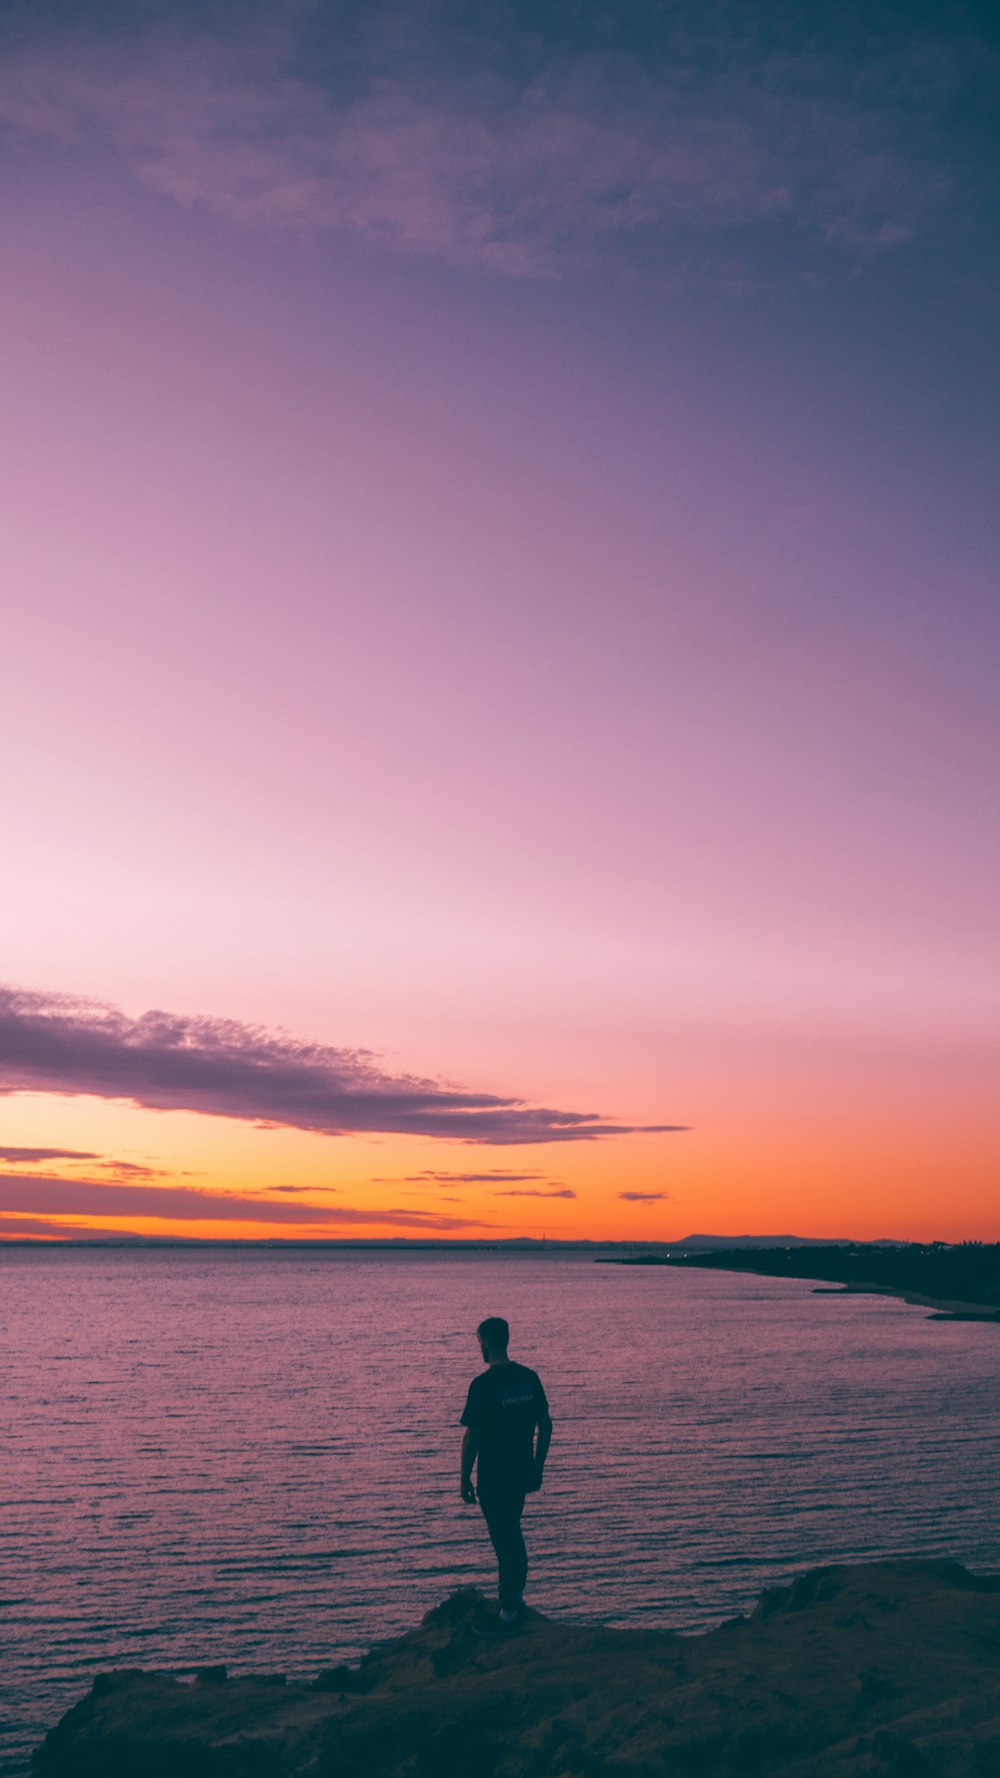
0,1173 -> 493,1230
374,1169 -> 556,1184
0,1144 -> 167,1180
0,5 -> 952,279
618,1190 -> 668,1202
0,1215 -> 120,1239
0,1144 -> 168,1178
94,1158 -> 167,1180
491,1187 -> 577,1198
0,1145 -> 99,1164
0,986 -> 682,1145
265,1183 -> 337,1194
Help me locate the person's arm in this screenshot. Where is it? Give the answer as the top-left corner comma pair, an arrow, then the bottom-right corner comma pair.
528,1379 -> 553,1491
460,1426 -> 479,1502
528,1413 -> 552,1490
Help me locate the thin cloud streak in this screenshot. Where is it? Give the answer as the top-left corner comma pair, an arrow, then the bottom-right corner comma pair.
0,1145 -> 99,1164
0,987 -> 682,1145
96,1159 -> 166,1180
0,1173 -> 494,1229
0,1146 -> 167,1180
0,1215 -> 119,1239
266,1183 -> 337,1195
618,1190 -> 669,1202
491,1186 -> 577,1199
374,1169 -> 557,1184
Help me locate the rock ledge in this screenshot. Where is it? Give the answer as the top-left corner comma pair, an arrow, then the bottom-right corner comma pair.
33,1560 -> 1000,1777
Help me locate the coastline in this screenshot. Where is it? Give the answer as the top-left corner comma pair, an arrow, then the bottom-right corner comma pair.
34,1560 -> 1000,1777
813,1281 -> 1000,1322
606,1247 -> 1000,1324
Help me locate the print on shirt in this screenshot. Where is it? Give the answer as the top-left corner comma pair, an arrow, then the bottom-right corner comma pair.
461,1362 -> 550,1492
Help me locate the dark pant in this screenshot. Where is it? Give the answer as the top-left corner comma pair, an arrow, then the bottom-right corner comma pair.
478,1485 -> 527,1611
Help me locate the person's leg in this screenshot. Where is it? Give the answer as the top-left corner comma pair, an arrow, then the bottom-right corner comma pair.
479,1489 -> 527,1612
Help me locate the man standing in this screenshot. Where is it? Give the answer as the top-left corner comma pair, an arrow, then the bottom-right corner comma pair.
460,1316 -> 552,1631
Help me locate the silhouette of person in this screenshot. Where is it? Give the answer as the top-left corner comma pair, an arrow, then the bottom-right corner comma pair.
460,1316 -> 552,1631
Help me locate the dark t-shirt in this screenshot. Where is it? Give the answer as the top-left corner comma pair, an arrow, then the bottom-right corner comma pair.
460,1361 -> 550,1493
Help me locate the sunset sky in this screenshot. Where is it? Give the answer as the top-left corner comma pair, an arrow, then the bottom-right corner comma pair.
2,0 -> 998,1243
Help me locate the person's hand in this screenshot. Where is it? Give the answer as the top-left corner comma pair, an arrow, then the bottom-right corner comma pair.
461,1480 -> 477,1505
525,1461 -> 543,1494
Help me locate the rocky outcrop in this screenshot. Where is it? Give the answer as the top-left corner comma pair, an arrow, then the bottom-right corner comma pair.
33,1560 -> 1000,1777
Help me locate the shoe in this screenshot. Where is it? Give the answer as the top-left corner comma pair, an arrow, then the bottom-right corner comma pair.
471,1614 -> 521,1639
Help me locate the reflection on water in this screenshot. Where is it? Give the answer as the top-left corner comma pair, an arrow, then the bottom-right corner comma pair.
3,1246 -> 999,1770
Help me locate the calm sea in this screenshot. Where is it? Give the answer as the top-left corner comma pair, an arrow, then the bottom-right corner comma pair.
3,1246 -> 999,1771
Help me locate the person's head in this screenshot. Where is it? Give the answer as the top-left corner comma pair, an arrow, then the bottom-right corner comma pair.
477,1316 -> 509,1362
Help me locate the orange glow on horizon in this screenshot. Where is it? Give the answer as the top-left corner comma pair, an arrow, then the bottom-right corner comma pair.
1,1082 -> 998,1247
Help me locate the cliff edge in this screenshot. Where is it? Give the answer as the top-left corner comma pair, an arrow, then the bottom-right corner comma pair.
33,1560 -> 1000,1777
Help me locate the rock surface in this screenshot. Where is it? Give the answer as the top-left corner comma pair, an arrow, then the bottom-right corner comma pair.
33,1560 -> 1000,1777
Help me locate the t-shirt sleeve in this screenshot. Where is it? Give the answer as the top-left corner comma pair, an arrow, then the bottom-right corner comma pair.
460,1378 -> 483,1428
533,1372 -> 551,1424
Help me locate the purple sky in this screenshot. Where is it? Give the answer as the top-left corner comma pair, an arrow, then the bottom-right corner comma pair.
1,1 -> 998,1239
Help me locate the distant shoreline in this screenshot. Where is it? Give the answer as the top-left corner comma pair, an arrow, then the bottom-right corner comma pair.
813,1280 -> 1000,1322
606,1247 -> 1000,1323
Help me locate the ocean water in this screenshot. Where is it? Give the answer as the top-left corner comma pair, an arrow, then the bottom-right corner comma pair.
3,1246 -> 1000,1772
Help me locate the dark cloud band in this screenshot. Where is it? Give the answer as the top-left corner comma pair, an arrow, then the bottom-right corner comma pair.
0,1174 -> 492,1230
0,987 -> 684,1145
